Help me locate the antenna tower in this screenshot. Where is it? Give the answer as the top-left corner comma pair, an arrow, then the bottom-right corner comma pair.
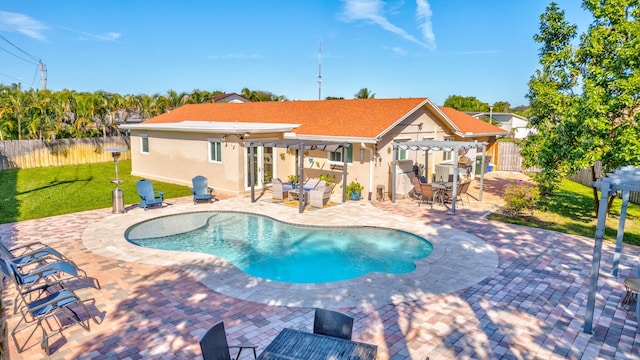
317,40 -> 322,100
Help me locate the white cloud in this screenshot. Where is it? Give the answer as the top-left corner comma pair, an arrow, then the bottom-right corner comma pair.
56,25 -> 121,42
415,0 -> 436,50
384,46 -> 407,55
0,11 -> 49,40
339,0 -> 436,50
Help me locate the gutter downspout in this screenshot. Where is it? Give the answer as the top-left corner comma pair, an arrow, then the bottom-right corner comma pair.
361,142 -> 374,200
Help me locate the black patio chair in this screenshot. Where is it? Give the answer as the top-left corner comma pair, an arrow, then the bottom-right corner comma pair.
313,308 -> 354,340
199,322 -> 257,360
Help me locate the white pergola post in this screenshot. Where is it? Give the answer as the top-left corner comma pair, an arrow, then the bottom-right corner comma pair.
584,166 -> 640,333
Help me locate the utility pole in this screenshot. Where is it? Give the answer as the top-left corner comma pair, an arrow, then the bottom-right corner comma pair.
39,60 -> 47,90
317,40 -> 322,100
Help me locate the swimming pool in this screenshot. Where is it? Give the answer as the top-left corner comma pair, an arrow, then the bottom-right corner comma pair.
125,211 -> 433,283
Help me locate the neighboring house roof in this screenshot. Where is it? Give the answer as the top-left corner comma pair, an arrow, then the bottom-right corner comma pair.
212,93 -> 250,103
132,98 -> 506,140
440,107 -> 507,137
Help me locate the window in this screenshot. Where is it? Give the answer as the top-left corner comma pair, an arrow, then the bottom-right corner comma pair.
397,148 -> 409,160
443,150 -> 453,161
329,144 -> 353,163
141,135 -> 149,154
209,140 -> 222,162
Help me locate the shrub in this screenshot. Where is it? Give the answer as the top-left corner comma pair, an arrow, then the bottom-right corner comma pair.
318,173 -> 336,185
503,182 -> 540,217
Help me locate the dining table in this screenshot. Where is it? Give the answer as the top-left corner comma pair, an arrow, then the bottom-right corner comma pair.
430,181 -> 453,202
257,328 -> 378,360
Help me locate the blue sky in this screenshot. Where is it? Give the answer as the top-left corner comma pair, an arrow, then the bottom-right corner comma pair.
1,1 -> 592,107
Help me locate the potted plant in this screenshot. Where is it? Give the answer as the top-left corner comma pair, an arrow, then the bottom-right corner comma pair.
287,174 -> 298,188
346,180 -> 363,200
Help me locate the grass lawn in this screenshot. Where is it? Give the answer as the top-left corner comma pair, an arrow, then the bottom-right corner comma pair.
487,178 -> 640,246
0,160 -> 192,224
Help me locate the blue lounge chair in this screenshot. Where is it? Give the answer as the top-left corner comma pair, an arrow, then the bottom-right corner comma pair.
12,285 -> 93,354
192,176 -> 214,204
136,179 -> 164,210
1,242 -> 67,268
4,261 -> 98,355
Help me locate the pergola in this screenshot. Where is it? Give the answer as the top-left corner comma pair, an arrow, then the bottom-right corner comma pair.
391,140 -> 489,213
584,166 -> 640,333
246,139 -> 350,213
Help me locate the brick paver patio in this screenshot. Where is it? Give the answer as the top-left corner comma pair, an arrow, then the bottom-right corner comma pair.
1,172 -> 639,359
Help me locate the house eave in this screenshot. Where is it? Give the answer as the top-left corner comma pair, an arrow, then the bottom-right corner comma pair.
120,121 -> 300,134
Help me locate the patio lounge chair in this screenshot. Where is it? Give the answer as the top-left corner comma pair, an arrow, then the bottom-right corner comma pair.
199,322 -> 257,360
0,239 -> 51,257
313,308 -> 354,340
136,179 -> 164,210
192,176 -> 214,204
2,258 -> 88,313
1,242 -> 68,268
10,279 -> 95,354
308,184 -> 335,208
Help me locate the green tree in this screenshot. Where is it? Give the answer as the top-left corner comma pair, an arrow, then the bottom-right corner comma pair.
522,0 -> 640,214
443,95 -> 488,112
521,2 -> 580,195
492,101 -> 511,113
354,88 -> 375,99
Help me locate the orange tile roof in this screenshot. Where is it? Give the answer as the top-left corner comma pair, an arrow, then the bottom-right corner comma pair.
145,98 -> 427,138
143,98 -> 506,138
439,107 -> 507,136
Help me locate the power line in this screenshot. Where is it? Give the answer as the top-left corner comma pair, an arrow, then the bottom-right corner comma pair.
0,44 -> 38,65
0,34 -> 39,63
0,35 -> 47,89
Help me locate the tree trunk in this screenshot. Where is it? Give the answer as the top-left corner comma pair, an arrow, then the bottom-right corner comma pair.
592,165 -> 600,217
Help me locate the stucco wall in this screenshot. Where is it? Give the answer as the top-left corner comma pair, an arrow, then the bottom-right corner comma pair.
130,130 -> 245,193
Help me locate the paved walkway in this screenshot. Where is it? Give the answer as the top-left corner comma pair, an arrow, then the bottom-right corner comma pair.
1,172 -> 639,359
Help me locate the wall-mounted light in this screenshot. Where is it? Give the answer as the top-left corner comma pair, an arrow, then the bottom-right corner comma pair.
221,135 -> 226,142
360,149 -> 365,161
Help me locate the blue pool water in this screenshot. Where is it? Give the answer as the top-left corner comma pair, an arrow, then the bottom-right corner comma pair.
125,211 -> 433,283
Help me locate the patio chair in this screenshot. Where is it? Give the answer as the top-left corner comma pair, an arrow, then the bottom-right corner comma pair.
409,176 -> 422,200
418,183 -> 440,208
313,308 -> 354,340
0,238 -> 51,257
459,181 -> 472,205
272,178 -> 286,201
136,179 -> 164,210
0,242 -> 68,268
199,322 -> 257,360
445,181 -> 470,206
2,258 -> 88,313
11,281 -> 95,354
192,176 -> 214,204
303,178 -> 321,190
308,184 -> 335,208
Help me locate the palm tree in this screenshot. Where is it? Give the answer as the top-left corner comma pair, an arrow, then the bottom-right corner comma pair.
354,88 -> 375,99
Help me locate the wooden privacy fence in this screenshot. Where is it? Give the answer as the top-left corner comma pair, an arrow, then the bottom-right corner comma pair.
569,162 -> 640,204
495,144 -> 640,203
0,137 -> 130,171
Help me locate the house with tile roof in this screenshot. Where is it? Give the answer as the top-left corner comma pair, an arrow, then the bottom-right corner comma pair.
121,98 -> 507,199
467,111 -> 532,139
